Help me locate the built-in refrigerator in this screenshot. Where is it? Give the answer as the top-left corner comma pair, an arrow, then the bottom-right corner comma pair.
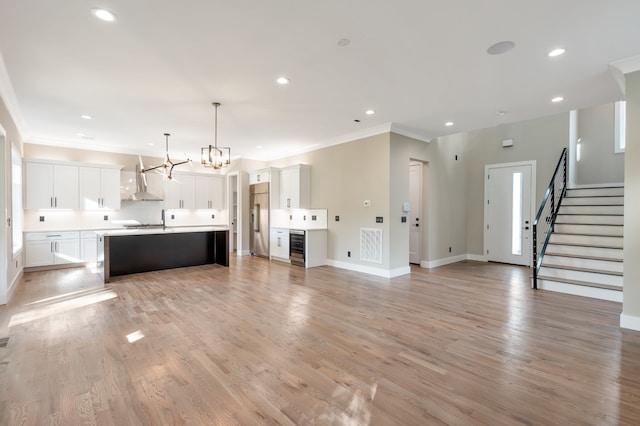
249,182 -> 269,257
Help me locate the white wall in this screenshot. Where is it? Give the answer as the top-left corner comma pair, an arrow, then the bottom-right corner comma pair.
621,71 -> 640,330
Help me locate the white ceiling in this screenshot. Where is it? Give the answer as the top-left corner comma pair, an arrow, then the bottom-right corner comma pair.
1,0 -> 639,162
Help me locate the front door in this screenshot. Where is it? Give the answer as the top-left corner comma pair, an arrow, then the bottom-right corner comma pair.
409,161 -> 422,264
485,163 -> 534,266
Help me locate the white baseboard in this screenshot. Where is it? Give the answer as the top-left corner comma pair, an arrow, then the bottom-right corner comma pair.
620,313 -> 640,331
538,280 -> 623,302
7,268 -> 23,303
568,182 -> 624,189
327,260 -> 410,278
466,254 -> 487,262
421,254 -> 467,269
239,250 -> 251,256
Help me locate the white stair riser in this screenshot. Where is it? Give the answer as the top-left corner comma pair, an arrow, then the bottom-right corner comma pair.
555,215 -> 624,225
549,234 -> 623,247
545,244 -> 623,260
558,205 -> 624,215
538,267 -> 623,287
537,280 -> 622,302
566,188 -> 624,197
554,224 -> 623,236
542,255 -> 623,273
562,196 -> 624,206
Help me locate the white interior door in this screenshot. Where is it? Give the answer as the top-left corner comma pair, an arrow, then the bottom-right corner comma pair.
485,163 -> 534,266
409,161 -> 422,264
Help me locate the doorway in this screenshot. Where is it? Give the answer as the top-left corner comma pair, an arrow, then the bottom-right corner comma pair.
409,160 -> 423,265
484,161 -> 535,266
0,128 -> 6,304
228,173 -> 238,253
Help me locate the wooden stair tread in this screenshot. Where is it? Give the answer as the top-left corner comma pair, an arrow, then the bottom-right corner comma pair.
537,275 -> 622,291
544,252 -> 623,262
541,263 -> 623,276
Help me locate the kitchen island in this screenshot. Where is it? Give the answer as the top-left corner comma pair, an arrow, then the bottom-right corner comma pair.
97,226 -> 229,283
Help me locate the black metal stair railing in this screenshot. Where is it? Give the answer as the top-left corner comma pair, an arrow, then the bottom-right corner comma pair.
532,148 -> 568,289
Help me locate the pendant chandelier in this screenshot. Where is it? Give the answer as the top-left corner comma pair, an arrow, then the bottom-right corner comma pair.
201,102 -> 231,169
141,133 -> 191,180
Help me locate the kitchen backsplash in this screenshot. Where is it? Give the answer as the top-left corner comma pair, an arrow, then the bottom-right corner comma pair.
23,202 -> 228,231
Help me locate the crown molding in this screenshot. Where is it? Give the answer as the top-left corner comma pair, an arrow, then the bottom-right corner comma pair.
25,136 -> 167,159
0,52 -> 27,138
389,124 -> 432,143
610,54 -> 640,75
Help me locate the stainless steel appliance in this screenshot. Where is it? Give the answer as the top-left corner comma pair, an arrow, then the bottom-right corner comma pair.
289,229 -> 305,266
249,182 -> 270,257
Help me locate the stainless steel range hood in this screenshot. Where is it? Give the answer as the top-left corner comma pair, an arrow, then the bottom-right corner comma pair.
126,165 -> 163,201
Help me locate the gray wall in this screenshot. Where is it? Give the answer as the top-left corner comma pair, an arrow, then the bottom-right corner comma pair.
576,103 -> 624,185
623,71 -> 640,323
436,113 -> 570,256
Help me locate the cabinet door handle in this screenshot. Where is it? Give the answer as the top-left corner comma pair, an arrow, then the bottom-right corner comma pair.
277,237 -> 281,247
51,197 -> 53,208
51,242 -> 53,252
54,197 -> 57,208
287,198 -> 291,208
55,242 -> 59,252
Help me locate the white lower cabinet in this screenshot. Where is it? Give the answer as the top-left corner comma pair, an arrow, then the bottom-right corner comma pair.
270,228 -> 290,261
25,231 -> 81,267
80,231 -> 98,264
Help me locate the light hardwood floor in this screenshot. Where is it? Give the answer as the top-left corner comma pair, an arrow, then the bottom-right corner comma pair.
1,256 -> 640,425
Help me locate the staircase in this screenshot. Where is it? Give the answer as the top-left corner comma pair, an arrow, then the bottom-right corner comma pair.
537,186 -> 624,302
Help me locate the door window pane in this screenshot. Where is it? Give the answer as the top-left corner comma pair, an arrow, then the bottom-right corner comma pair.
512,172 -> 523,255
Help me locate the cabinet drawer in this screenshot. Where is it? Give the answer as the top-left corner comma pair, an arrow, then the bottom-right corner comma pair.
26,231 -> 80,241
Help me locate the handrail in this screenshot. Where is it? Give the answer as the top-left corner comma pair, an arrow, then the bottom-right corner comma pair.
532,148 -> 567,289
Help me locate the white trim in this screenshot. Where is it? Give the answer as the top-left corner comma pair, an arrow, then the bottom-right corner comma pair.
568,182 -> 624,189
467,254 -> 487,262
614,100 -> 626,154
538,280 -> 622,302
568,110 -> 578,188
610,54 -> 640,75
620,313 -> 640,331
484,160 -> 536,267
390,124 -> 431,143
7,268 -> 22,303
327,259 -> 410,278
26,137 -> 169,159
421,254 -> 467,269
239,249 -> 251,256
0,52 -> 26,138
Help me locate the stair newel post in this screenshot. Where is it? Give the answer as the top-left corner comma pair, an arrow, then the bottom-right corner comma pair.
533,224 -> 538,289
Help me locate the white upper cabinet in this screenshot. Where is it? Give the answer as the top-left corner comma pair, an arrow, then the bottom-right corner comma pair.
79,166 -> 121,210
165,174 -> 196,209
195,175 -> 225,210
279,164 -> 310,209
249,169 -> 270,184
25,161 -> 79,209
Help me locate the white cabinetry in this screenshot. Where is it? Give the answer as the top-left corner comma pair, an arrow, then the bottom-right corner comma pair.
280,164 -> 310,209
80,231 -> 98,264
165,174 -> 196,209
249,169 -> 271,184
195,175 -> 225,209
270,228 -> 290,261
79,166 -> 121,210
25,231 -> 81,267
25,161 -> 79,209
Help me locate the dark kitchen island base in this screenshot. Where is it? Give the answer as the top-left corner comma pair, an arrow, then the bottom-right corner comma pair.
98,228 -> 228,283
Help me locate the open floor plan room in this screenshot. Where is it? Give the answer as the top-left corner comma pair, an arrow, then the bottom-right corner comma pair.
1,258 -> 640,425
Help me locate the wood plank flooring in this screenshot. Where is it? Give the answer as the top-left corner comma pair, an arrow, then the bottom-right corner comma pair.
2,257 -> 640,425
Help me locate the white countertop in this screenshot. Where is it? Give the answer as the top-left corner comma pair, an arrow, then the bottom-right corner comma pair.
96,226 -> 229,237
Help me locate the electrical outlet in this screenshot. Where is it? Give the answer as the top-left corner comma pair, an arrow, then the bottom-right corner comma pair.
335,215 -> 340,221
401,216 -> 407,223
449,247 -> 452,253
39,216 -> 45,222
347,251 -> 351,257
211,214 -> 215,219
376,216 -> 383,223
312,215 -> 317,221
171,214 -> 175,220
104,215 -> 108,221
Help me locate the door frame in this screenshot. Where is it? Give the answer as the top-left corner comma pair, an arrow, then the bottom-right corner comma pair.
0,124 -> 6,304
483,160 -> 536,267
408,160 -> 423,265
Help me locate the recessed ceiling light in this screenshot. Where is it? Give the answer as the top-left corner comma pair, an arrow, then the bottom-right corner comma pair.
548,48 -> 566,57
81,114 -> 93,120
487,41 -> 515,55
365,109 -> 375,115
276,77 -> 290,85
91,8 -> 117,22
147,142 -> 154,146
257,145 -> 263,149
337,38 -> 351,47
496,111 -> 506,116
551,96 -> 564,103
445,121 -> 454,127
